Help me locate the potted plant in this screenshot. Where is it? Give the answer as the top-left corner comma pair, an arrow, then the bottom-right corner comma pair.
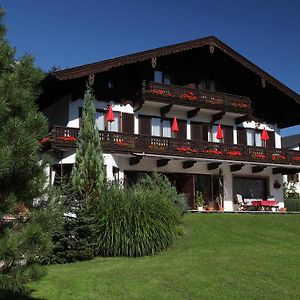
195,191 -> 204,211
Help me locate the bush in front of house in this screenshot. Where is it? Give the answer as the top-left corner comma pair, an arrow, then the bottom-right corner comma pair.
284,198 -> 300,211
90,175 -> 182,257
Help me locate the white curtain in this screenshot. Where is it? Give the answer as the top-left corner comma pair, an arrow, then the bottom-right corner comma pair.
162,120 -> 171,137
255,131 -> 262,147
151,118 -> 161,136
109,112 -> 119,132
95,112 -> 105,130
247,129 -> 254,146
211,125 -> 219,143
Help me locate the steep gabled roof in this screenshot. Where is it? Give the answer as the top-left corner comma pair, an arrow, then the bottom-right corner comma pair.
282,134 -> 300,149
54,36 -> 300,105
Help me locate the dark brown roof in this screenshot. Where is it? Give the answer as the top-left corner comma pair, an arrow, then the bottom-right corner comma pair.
282,134 -> 300,149
54,36 -> 300,105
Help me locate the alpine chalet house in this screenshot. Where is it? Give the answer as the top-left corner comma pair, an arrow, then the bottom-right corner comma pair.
40,36 -> 300,211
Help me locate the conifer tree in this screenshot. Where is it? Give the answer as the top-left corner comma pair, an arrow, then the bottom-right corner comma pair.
0,7 -> 55,293
50,77 -> 105,263
70,76 -> 105,202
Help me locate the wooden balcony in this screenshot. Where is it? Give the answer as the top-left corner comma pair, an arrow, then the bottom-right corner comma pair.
43,126 -> 300,168
141,81 -> 252,114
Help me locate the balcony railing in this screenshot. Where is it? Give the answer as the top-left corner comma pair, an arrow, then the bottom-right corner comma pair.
141,81 -> 252,114
43,126 -> 300,166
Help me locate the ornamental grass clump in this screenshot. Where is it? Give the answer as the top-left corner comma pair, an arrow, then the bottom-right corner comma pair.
91,175 -> 182,257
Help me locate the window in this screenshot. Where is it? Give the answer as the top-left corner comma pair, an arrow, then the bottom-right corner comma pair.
154,70 -> 171,84
198,79 -> 217,91
208,125 -> 222,143
80,108 -> 119,132
151,118 -> 161,136
246,129 -> 262,146
151,118 -> 172,137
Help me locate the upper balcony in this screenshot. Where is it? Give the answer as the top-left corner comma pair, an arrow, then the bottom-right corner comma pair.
141,81 -> 252,115
43,126 -> 300,170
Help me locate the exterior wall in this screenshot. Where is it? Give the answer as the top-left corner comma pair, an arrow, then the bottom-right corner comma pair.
43,95 -> 70,127
283,144 -> 300,195
67,98 -> 133,128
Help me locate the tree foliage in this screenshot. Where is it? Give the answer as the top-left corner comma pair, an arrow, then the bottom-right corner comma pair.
69,79 -> 105,203
0,7 -> 55,293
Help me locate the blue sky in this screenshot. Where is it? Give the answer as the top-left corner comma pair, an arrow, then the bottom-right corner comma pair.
1,0 -> 300,135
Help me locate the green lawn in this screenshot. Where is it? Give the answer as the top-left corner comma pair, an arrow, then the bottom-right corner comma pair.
29,214 -> 300,300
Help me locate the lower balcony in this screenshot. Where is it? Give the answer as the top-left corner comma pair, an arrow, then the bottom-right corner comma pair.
43,126 -> 300,168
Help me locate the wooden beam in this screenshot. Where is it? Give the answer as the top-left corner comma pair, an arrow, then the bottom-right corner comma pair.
207,162 -> 221,171
157,159 -> 170,168
212,112 -> 225,123
273,168 -> 300,175
252,166 -> 266,173
160,103 -> 173,116
235,114 -> 249,125
230,164 -> 244,172
272,168 -> 284,174
129,156 -> 143,166
187,107 -> 200,119
235,114 -> 260,125
183,160 -> 196,169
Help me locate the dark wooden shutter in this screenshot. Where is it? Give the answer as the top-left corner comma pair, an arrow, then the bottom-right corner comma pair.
237,127 -> 247,145
139,115 -> 151,135
202,123 -> 209,141
267,131 -> 275,148
191,122 -> 202,140
177,119 -> 187,139
224,126 -> 233,144
122,113 -> 134,134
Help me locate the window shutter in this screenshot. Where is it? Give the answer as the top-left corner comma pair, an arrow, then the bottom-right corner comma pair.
177,120 -> 187,139
191,122 -> 202,140
224,126 -> 233,144
237,127 -> 247,145
267,131 -> 275,148
202,123 -> 209,141
122,113 -> 134,134
139,115 -> 151,135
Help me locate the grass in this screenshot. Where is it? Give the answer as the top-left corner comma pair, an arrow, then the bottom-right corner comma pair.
28,214 -> 300,300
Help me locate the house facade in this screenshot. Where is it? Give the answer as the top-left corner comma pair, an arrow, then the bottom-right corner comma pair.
282,134 -> 300,197
40,36 -> 300,211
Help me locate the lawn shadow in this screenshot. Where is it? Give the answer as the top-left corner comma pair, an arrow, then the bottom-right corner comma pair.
0,289 -> 44,300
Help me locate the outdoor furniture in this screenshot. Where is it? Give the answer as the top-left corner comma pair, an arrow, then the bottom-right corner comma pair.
236,194 -> 251,211
251,200 -> 279,211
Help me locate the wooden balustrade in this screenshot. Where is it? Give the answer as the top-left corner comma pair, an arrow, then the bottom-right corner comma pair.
142,81 -> 252,113
46,126 -> 300,166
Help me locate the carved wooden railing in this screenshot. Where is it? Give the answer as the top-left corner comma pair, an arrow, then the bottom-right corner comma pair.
43,126 -> 300,166
141,81 -> 252,113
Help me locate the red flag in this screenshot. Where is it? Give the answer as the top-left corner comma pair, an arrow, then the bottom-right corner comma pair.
261,128 -> 269,141
106,105 -> 115,122
216,124 -> 224,140
172,117 -> 179,133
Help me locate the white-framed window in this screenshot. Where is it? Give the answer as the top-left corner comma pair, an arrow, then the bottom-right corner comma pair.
151,118 -> 161,136
246,129 -> 262,146
154,70 -> 171,84
209,125 -> 222,143
109,112 -> 119,132
151,118 -> 172,137
95,111 -> 105,130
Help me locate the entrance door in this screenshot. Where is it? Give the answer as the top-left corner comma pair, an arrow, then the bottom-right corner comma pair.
233,177 -> 267,200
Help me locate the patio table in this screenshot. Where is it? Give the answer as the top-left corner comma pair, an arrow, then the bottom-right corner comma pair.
251,200 -> 279,211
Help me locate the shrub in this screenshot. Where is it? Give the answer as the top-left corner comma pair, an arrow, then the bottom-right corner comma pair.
137,173 -> 185,214
90,176 -> 182,257
284,198 -> 300,212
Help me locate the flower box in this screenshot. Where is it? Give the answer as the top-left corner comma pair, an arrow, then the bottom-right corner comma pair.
176,146 -> 198,153
57,136 -> 77,142
252,153 -> 266,159
272,154 -> 286,161
147,89 -> 172,97
179,92 -> 197,101
226,150 -> 241,157
148,144 -> 167,151
203,149 -> 223,155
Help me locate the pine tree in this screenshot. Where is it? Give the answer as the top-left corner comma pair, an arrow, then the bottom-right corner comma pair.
50,78 -> 105,263
70,76 -> 105,202
0,7 -> 56,293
